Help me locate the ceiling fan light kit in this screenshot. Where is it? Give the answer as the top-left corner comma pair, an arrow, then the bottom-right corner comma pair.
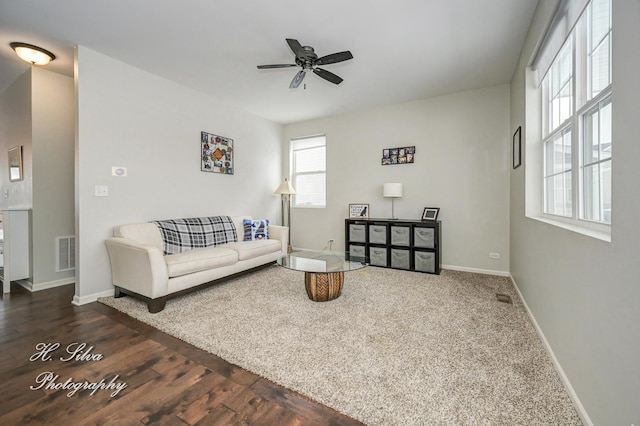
258,38 -> 353,89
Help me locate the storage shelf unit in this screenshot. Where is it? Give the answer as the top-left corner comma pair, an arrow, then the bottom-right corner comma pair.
345,218 -> 441,274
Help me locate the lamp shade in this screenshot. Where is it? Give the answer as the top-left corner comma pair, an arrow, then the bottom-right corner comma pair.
383,183 -> 403,198
10,42 -> 56,65
274,178 -> 296,195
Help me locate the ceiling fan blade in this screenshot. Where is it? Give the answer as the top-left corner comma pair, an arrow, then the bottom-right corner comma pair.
286,38 -> 306,60
289,70 -> 306,89
315,51 -> 353,66
313,68 -> 343,85
257,64 -> 297,69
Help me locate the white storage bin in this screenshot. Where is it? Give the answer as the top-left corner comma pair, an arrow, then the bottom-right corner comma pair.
391,248 -> 410,269
369,246 -> 388,267
415,251 -> 435,273
369,225 -> 387,244
349,224 -> 367,243
390,226 -> 410,246
349,244 -> 366,257
414,227 -> 435,248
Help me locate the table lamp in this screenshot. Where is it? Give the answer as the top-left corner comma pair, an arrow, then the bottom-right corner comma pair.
383,183 -> 403,219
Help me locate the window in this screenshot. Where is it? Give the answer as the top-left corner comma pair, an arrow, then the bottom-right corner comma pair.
541,0 -> 612,228
291,135 -> 326,208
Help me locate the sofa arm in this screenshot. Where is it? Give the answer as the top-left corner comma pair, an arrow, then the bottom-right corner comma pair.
105,237 -> 169,299
269,225 -> 289,253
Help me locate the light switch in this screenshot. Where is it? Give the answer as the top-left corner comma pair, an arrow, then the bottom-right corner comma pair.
95,185 -> 109,197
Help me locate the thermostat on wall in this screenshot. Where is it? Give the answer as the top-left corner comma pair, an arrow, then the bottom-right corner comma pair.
112,166 -> 127,177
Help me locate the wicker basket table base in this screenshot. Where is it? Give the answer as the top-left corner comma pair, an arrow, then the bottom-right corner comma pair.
304,271 -> 344,302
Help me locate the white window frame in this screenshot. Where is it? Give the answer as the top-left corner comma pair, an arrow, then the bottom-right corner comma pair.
290,135 -> 326,208
540,0 -> 612,236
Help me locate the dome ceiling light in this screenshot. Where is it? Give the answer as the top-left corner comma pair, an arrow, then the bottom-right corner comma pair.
10,42 -> 56,66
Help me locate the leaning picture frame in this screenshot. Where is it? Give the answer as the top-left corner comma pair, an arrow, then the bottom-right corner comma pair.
421,207 -> 439,221
8,146 -> 23,182
349,203 -> 370,218
513,126 -> 522,169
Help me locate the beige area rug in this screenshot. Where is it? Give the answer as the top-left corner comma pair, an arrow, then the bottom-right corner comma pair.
99,265 -> 582,425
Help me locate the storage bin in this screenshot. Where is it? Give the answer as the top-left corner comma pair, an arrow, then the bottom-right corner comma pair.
369,246 -> 388,267
349,224 -> 366,242
349,244 -> 366,257
369,225 -> 387,244
390,248 -> 410,269
390,226 -> 410,246
414,227 -> 435,248
414,251 -> 436,273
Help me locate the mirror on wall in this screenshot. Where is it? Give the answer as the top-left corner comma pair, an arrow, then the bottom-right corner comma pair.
8,146 -> 23,182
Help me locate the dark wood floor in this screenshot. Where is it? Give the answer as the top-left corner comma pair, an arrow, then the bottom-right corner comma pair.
0,282 -> 363,425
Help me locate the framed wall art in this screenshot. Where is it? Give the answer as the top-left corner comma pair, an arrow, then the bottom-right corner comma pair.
349,203 -> 370,218
421,207 -> 440,221
201,131 -> 234,174
8,146 -> 23,182
513,126 -> 522,169
382,146 -> 415,165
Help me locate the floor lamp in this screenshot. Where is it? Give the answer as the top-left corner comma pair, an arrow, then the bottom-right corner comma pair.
383,183 -> 403,219
274,178 -> 296,253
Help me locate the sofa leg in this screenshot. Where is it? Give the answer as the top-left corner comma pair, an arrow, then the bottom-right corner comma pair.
147,297 -> 167,313
114,286 -> 125,298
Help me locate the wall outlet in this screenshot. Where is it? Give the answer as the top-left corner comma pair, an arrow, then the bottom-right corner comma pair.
328,238 -> 335,243
489,252 -> 500,259
94,185 -> 109,197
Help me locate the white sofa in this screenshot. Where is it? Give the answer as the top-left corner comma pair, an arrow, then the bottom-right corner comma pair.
105,215 -> 287,313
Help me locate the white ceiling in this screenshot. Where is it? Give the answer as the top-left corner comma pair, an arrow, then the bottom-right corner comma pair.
0,0 -> 538,125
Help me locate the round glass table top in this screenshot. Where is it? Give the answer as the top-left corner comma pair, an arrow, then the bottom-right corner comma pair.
277,250 -> 368,273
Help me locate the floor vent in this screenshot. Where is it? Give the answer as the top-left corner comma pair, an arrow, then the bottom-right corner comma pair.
56,236 -> 76,272
496,293 -> 513,304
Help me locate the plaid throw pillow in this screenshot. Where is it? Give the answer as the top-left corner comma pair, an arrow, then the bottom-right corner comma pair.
151,216 -> 237,255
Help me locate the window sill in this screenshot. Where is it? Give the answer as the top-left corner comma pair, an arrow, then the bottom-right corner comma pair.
527,215 -> 611,243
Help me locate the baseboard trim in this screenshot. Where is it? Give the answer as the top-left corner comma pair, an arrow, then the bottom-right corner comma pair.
509,274 -> 593,426
72,289 -> 115,306
442,264 -> 510,277
18,277 -> 74,292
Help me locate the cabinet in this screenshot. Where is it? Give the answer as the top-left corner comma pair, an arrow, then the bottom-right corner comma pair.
1,209 -> 31,293
345,218 -> 441,274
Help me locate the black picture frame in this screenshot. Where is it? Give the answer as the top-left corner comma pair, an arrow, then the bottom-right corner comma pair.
382,146 -> 415,165
421,207 -> 439,221
513,126 -> 522,169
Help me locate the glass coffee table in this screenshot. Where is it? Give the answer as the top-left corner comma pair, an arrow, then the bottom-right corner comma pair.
277,251 -> 368,302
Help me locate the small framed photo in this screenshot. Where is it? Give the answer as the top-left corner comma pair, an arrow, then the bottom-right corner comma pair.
349,203 -> 370,218
421,207 -> 439,221
513,126 -> 522,169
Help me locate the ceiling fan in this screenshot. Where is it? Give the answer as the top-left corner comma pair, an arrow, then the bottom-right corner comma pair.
257,38 -> 353,89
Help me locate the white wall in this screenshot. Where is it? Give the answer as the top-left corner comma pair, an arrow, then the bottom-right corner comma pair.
74,46 -> 283,303
0,70 -> 32,209
284,85 -> 511,274
510,0 -> 640,424
31,68 -> 75,287
0,68 -> 75,289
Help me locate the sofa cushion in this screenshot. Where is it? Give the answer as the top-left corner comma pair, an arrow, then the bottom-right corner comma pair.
224,239 -> 282,261
151,216 -> 237,255
165,246 -> 238,278
243,218 -> 269,241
